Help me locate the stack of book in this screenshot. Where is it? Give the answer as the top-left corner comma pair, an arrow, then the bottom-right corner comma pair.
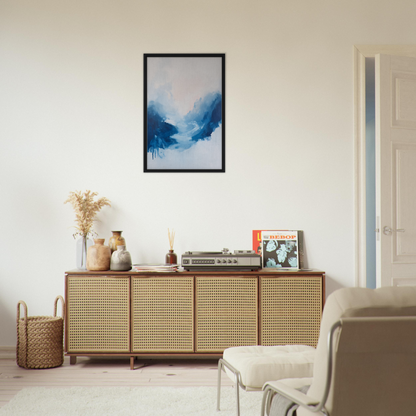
132,264 -> 178,272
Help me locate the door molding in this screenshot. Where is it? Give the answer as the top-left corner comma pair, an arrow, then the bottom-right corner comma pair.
353,45 -> 416,288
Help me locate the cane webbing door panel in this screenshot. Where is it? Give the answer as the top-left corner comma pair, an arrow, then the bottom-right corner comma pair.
260,276 -> 322,347
67,276 -> 130,352
195,276 -> 258,352
132,276 -> 194,352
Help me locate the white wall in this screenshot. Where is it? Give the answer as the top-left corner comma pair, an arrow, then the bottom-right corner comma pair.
1,0 -> 416,346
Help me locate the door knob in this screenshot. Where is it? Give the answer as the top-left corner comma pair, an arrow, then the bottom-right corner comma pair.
383,226 -> 405,235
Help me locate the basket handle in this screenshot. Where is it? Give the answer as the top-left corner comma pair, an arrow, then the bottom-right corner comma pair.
53,295 -> 65,320
16,300 -> 28,368
17,300 -> 28,323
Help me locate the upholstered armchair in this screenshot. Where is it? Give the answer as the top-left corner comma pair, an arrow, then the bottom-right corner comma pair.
261,286 -> 416,416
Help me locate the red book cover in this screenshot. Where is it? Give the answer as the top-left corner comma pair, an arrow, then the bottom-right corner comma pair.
252,230 -> 288,258
252,230 -> 264,256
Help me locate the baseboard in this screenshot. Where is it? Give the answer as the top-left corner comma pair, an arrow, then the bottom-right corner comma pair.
0,346 -> 15,359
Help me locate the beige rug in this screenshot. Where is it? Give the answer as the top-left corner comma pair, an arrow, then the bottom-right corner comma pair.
0,386 -> 263,416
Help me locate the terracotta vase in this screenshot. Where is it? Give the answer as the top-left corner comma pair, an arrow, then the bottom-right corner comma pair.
108,231 -> 126,254
110,246 -> 132,271
165,249 -> 178,265
86,239 -> 111,271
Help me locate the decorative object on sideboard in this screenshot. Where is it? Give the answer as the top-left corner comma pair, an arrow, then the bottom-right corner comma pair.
76,237 -> 93,270
252,230 -> 305,270
181,249 -> 261,271
86,238 -> 111,271
16,296 -> 65,369
165,228 -> 177,265
64,190 -> 111,270
108,230 -> 126,254
110,245 -> 132,271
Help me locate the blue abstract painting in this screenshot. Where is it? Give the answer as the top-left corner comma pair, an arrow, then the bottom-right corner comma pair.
144,54 -> 225,172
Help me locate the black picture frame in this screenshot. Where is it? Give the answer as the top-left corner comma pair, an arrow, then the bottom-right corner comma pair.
144,53 -> 225,172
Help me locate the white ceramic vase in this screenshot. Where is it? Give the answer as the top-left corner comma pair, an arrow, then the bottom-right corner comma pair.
110,245 -> 132,271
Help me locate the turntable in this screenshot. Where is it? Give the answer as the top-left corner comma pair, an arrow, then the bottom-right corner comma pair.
181,248 -> 261,271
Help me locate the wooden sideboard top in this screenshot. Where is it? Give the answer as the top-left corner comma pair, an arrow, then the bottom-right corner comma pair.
65,269 -> 325,276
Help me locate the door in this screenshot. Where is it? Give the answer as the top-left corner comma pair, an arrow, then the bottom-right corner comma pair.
131,276 -> 194,352
66,276 -> 130,352
195,276 -> 258,352
259,275 -> 322,347
376,54 -> 416,287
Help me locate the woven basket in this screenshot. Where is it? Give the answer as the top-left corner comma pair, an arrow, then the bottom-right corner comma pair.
16,295 -> 65,369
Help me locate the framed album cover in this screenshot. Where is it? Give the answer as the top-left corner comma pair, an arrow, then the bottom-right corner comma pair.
144,53 -> 225,172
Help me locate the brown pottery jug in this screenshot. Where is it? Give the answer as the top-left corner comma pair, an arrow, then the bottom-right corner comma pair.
86,239 -> 111,271
108,231 -> 126,253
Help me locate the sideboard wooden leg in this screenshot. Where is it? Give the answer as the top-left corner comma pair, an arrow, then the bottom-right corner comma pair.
70,356 -> 77,365
130,356 -> 135,370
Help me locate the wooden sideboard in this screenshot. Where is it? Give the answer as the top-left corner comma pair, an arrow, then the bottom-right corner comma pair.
65,270 -> 325,369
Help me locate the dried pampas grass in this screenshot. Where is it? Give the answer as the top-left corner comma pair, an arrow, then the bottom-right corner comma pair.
64,190 -> 111,238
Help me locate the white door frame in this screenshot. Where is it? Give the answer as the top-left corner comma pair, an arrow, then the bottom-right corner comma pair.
353,45 -> 416,287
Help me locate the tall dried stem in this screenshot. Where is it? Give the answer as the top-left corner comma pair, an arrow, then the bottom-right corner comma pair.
168,228 -> 175,250
64,190 -> 111,238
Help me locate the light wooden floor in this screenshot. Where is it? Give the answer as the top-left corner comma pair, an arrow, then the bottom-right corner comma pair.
0,354 -> 234,408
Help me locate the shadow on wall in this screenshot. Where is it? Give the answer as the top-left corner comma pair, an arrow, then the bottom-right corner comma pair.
301,243 -> 346,297
325,275 -> 344,299
0,298 -> 17,346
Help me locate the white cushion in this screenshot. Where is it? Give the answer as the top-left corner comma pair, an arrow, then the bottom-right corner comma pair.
223,345 -> 316,389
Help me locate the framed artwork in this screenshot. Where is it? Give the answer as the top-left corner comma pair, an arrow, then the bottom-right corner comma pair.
144,53 -> 225,172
